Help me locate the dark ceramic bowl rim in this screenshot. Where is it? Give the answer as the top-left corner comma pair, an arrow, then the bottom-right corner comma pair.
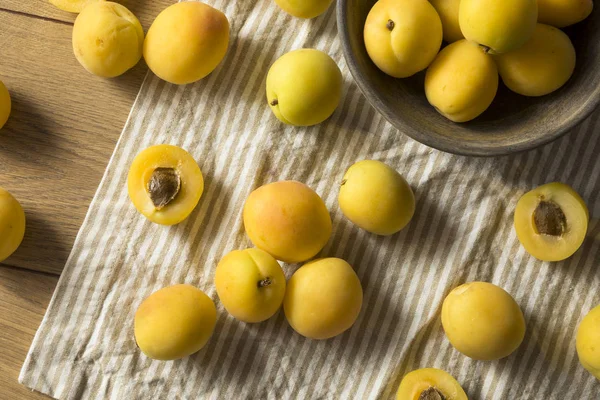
336,0 -> 600,157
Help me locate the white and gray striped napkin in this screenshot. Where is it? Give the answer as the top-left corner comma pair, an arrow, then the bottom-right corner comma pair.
19,1 -> 600,398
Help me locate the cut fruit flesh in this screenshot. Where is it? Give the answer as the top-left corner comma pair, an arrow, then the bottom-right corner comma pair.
397,368 -> 468,400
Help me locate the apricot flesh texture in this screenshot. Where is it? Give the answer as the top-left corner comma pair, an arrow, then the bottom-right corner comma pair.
514,182 -> 588,261
576,304 -> 600,380
0,80 -> 10,130
134,284 -> 216,360
127,145 -> 204,226
442,282 -> 526,360
283,258 -> 362,339
0,187 -> 26,263
537,0 -> 593,28
363,0 -> 442,78
215,248 -> 286,323
397,368 -> 468,400
243,181 -> 332,263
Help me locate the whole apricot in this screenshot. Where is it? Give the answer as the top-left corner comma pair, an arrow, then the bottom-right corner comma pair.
49,0 -> 103,13
215,248 -> 286,323
127,145 -> 204,226
514,182 -> 588,262
494,24 -> 575,97
144,2 -> 230,85
134,284 -> 217,360
364,0 -> 442,78
430,0 -> 463,43
442,282 -> 526,360
396,368 -> 468,400
72,2 -> 143,78
266,49 -> 342,126
0,80 -> 11,130
425,40 -> 498,122
538,0 -> 593,27
576,304 -> 600,380
459,0 -> 537,53
284,258 -> 362,340
243,181 -> 332,263
274,0 -> 334,19
0,187 -> 26,263
338,160 -> 415,236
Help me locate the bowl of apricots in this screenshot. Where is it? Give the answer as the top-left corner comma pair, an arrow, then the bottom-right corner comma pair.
338,0 -> 600,156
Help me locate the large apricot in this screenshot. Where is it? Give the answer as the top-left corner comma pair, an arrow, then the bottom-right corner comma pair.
364,0 -> 442,78
0,187 -> 26,263
514,182 -> 588,261
396,368 -> 468,400
127,145 -> 204,226
576,304 -> 600,380
538,0 -> 593,28
0,80 -> 11,130
143,2 -> 230,85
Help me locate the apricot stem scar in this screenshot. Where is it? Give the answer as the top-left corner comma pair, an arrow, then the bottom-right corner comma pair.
480,45 -> 492,54
258,277 -> 272,288
419,387 -> 446,400
534,199 -> 567,236
147,167 -> 181,210
341,179 -> 347,186
386,19 -> 395,31
270,99 -> 279,106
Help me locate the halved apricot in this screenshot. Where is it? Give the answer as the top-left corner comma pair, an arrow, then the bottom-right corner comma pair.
396,368 -> 468,400
514,182 -> 588,262
127,145 -> 204,226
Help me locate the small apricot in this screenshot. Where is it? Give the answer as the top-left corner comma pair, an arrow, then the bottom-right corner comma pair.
72,2 -> 144,78
215,248 -> 286,323
576,304 -> 600,380
144,2 -> 230,85
127,145 -> 204,226
538,0 -> 593,28
442,282 -> 526,360
0,80 -> 11,130
274,0 -> 334,19
396,368 -> 468,400
243,181 -> 332,263
338,160 -> 415,236
514,182 -> 588,262
430,0 -> 463,43
49,0 -> 103,13
0,187 -> 26,263
425,40 -> 498,122
284,258 -> 362,339
363,0 -> 442,78
494,24 -> 575,97
134,284 -> 217,360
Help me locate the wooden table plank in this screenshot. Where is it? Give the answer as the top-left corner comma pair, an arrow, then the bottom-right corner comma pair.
0,266 -> 57,399
0,9 -> 160,274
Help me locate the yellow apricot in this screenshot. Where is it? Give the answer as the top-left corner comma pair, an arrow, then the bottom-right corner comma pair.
127,145 -> 204,226
215,248 -> 286,323
0,187 -> 26,263
266,49 -> 342,126
338,160 -> 415,236
144,2 -> 230,85
538,0 -> 593,28
72,2 -> 143,78
364,0 -> 442,78
430,0 -> 464,43
274,0 -> 334,19
459,0 -> 537,53
0,80 -> 11,130
442,282 -> 526,360
425,40 -> 498,122
396,368 -> 468,400
134,284 -> 217,360
514,182 -> 588,262
576,304 -> 600,380
284,258 -> 362,339
494,24 -> 575,97
49,0 -> 103,13
243,181 -> 332,263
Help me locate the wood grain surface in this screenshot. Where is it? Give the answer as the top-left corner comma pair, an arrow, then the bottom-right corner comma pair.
0,0 -> 171,397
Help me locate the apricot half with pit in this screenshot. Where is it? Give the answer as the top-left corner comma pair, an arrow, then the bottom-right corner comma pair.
0,187 -> 26,263
0,80 -> 11,130
127,145 -> 204,226
396,368 -> 468,400
576,304 -> 600,380
514,182 -> 588,262
442,282 -> 526,360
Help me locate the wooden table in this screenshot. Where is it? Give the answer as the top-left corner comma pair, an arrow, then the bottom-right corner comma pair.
0,1 -> 170,397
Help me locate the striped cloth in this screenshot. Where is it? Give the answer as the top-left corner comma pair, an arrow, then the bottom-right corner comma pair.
19,1 -> 600,399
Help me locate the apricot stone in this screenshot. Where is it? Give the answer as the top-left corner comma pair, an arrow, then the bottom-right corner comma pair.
0,187 -> 26,263
396,368 -> 468,400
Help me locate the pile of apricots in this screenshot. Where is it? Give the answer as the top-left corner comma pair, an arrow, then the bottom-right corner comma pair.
0,0 -> 598,397
365,0 -> 592,122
